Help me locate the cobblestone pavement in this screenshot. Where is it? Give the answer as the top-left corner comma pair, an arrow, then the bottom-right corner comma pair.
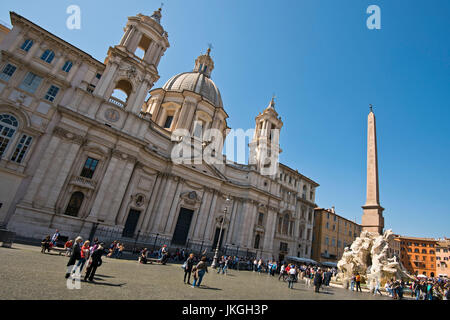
0,244 -> 391,300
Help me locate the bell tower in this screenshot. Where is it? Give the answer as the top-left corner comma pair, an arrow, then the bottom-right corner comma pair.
94,7 -> 170,114
249,96 -> 283,175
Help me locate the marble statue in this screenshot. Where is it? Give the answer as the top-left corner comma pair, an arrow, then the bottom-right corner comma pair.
337,229 -> 413,287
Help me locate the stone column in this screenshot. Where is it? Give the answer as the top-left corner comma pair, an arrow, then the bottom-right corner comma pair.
139,174 -> 161,232
22,134 -> 63,205
161,177 -> 183,233
225,199 -> 238,244
191,190 -> 211,240
203,190 -> 219,241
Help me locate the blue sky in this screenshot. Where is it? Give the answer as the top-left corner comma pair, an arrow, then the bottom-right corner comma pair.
1,0 -> 449,238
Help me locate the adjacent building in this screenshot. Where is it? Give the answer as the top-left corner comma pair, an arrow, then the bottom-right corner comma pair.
436,238 -> 450,277
312,207 -> 362,264
397,236 -> 437,277
0,9 -> 319,261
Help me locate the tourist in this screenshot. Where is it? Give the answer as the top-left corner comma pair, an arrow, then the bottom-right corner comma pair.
117,243 -> 124,259
350,274 -> 356,291
41,235 -> 51,253
355,273 -> 362,292
84,243 -> 105,282
183,253 -> 195,284
270,261 -> 277,276
64,239 -> 73,256
65,236 -> 83,279
217,256 -> 225,274
160,246 -> 169,265
139,248 -> 148,264
221,256 -> 230,275
285,264 -> 296,289
278,263 -> 286,281
257,259 -> 263,274
253,259 -> 258,272
75,240 -> 91,273
385,280 -> 393,297
192,256 -> 208,288
314,268 -> 323,293
373,278 -> 382,296
50,229 -> 60,246
426,280 -> 434,300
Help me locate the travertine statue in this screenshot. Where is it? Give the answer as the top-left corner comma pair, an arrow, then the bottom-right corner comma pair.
337,229 -> 413,287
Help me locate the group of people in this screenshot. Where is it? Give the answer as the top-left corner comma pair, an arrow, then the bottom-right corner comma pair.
182,253 -> 208,287
64,236 -> 106,282
410,277 -> 449,300
106,241 -> 125,258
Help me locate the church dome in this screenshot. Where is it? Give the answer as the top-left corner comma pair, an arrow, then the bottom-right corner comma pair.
161,48 -> 223,108
162,72 -> 223,108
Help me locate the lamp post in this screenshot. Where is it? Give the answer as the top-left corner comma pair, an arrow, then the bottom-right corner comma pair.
211,197 -> 230,268
153,233 -> 159,251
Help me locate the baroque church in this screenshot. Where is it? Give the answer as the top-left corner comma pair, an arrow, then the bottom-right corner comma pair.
0,8 -> 318,260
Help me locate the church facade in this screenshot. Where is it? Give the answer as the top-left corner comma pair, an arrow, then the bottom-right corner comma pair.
0,9 -> 318,260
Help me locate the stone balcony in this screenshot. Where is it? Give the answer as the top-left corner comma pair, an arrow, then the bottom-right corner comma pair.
69,175 -> 96,190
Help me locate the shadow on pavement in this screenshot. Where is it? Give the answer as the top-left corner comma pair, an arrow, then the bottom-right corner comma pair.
199,285 -> 222,291
83,280 -> 126,287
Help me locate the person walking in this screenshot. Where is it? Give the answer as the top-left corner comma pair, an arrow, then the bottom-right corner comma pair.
373,278 -> 383,296
355,273 -> 362,292
65,236 -> 83,279
75,240 -> 91,273
314,268 -> 323,293
84,243 -> 105,282
183,253 -> 195,284
287,264 -> 297,289
278,263 -> 286,281
192,256 -> 208,288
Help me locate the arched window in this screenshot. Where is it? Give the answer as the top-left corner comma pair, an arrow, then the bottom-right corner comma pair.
62,60 -> 73,73
20,39 -> 34,52
40,50 -> 55,63
254,234 -> 260,249
110,79 -> 132,107
0,114 -> 19,157
65,192 -> 84,217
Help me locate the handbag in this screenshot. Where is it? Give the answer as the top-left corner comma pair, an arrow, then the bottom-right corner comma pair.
181,262 -> 187,270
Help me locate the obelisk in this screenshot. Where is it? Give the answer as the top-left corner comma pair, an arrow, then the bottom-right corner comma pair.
361,106 -> 384,234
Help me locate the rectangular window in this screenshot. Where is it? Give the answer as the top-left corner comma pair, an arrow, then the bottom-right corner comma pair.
19,72 -> 42,94
44,85 -> 60,102
258,212 -> 264,226
0,64 -> 17,81
10,134 -> 33,163
163,115 -> 174,129
80,157 -> 99,179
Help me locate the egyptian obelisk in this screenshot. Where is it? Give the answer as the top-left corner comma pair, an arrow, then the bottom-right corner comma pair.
361,106 -> 384,234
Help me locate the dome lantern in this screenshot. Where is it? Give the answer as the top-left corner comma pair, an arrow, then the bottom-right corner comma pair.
193,47 -> 214,78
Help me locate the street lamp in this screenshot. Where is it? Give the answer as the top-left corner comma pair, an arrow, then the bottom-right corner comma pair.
211,197 -> 230,268
153,233 -> 159,251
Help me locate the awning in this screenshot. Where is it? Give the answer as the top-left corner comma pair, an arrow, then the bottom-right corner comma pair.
320,261 -> 338,268
285,256 -> 318,265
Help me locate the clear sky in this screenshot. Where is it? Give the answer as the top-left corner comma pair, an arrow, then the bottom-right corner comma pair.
1,0 -> 449,238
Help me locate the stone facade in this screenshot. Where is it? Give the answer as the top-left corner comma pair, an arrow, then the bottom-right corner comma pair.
0,10 -> 318,261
